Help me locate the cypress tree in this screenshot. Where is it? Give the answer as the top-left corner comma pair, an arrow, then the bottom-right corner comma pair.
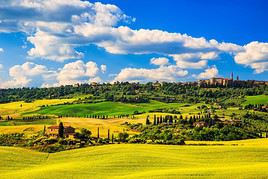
108,129 -> 110,141
58,122 -> 64,138
97,127 -> 100,138
146,115 -> 150,125
43,125 -> 46,136
153,118 -> 157,125
164,116 -> 167,123
160,116 -> 163,124
170,116 -> 173,124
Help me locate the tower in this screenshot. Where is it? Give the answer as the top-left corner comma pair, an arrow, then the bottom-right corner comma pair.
236,75 -> 239,81
231,72 -> 234,81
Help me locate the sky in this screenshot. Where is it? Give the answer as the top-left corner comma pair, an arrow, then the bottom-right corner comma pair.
0,0 -> 267,88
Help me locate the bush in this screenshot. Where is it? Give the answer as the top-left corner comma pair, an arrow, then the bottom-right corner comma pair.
128,138 -> 146,144
118,132 -> 129,142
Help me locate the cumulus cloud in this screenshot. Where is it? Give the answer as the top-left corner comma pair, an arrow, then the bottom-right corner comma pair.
0,0 -> 132,28
56,60 -> 101,85
27,31 -> 83,62
0,48 -> 3,53
76,25 -> 241,56
150,57 -> 169,66
0,0 -> 133,61
100,64 -> 107,73
0,0 -> 244,64
196,66 -> 219,79
89,76 -> 102,83
113,65 -> 188,82
234,42 -> 268,73
0,64 -> 3,70
0,60 -> 106,88
171,52 -> 218,69
0,62 -> 52,88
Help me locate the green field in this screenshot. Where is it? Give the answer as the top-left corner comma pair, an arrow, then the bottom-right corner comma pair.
243,95 -> 268,105
0,99 -> 76,118
1,139 -> 268,179
33,101 -> 187,117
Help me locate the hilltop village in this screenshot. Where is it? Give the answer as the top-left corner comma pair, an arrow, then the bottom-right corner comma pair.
74,72 -> 268,89
197,73 -> 268,87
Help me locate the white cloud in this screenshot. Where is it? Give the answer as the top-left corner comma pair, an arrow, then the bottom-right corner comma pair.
113,65 -> 188,82
150,57 -> 169,66
200,52 -> 219,59
250,62 -> 268,74
0,64 -> 3,70
9,62 -> 48,77
0,62 -> 51,88
0,48 -> 4,53
57,60 -> 88,85
27,31 -> 83,62
0,0 -> 133,61
76,25 -> 224,55
100,64 -> 107,73
175,60 -> 208,69
89,76 -> 102,83
0,1 -> 253,68
0,0 -> 131,28
234,41 -> 268,73
56,60 -> 100,85
196,66 -> 219,79
171,52 -> 218,69
0,60 -> 105,88
86,61 -> 99,77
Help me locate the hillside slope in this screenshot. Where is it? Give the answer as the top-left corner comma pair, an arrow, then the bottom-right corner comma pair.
1,140 -> 268,178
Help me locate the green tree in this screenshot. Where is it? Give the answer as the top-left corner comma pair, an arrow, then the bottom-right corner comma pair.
42,125 -> 46,136
108,129 -> 110,140
118,132 -> 129,142
58,122 -> 64,138
146,115 -> 150,125
112,133 -> 114,143
97,127 -> 100,138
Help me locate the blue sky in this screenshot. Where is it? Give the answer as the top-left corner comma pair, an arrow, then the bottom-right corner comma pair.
0,0 -> 267,88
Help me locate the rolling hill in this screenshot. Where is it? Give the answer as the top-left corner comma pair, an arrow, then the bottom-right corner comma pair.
1,139 -> 268,179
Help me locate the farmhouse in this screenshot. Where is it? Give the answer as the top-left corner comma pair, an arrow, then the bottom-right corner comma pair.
47,125 -> 76,138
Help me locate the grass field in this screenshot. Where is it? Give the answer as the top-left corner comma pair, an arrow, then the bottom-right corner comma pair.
243,95 -> 268,105
1,139 -> 268,179
0,99 -> 75,118
33,100 -> 188,117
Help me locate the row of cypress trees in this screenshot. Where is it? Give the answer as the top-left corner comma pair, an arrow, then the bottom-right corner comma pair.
146,113 -> 214,125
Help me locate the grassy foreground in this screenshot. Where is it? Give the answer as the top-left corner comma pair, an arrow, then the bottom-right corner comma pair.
1,139 -> 268,179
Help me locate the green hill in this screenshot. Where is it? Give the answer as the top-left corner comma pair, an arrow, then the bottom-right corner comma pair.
243,95 -> 268,105
33,101 -> 185,117
1,140 -> 268,178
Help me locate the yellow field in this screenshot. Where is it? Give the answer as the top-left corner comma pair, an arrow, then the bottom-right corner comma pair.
0,125 -> 43,135
186,138 -> 268,146
0,99 -> 75,118
60,117 -> 143,137
1,139 -> 268,179
0,117 -> 144,137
